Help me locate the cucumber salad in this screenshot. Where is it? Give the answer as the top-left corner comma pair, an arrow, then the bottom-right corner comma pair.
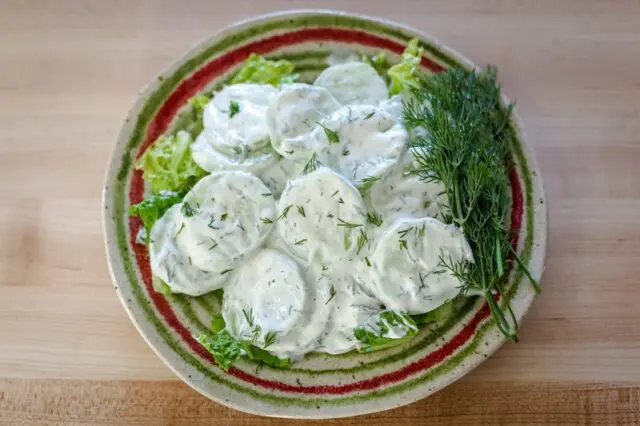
130,41 -> 539,370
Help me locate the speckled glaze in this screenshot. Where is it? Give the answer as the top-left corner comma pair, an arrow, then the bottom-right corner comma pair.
102,10 -> 547,419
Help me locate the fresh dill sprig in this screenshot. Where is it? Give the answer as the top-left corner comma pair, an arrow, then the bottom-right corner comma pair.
181,202 -> 196,217
260,217 -> 274,224
326,285 -> 337,304
263,331 -> 278,348
403,66 -> 540,342
297,205 -> 306,217
356,229 -> 369,255
337,218 -> 362,228
317,122 -> 340,144
358,175 -> 381,191
207,216 -> 220,230
242,308 -> 254,327
367,212 -> 383,227
277,205 -> 293,221
229,100 -> 240,118
301,152 -> 321,175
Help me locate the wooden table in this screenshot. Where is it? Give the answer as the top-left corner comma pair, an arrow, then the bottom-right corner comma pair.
1,1 -> 639,424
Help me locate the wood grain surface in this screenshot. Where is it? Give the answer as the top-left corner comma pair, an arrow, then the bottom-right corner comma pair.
1,0 -> 639,424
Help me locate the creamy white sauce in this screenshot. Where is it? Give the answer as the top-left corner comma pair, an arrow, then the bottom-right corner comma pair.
222,249 -> 328,358
192,84 -> 279,173
277,167 -> 368,264
314,62 -> 388,105
266,83 -> 340,160
149,204 -> 228,296
147,60 -> 476,359
370,217 -> 473,314
312,104 -> 408,187
314,267 -> 382,354
257,156 -> 306,198
176,171 -> 276,273
368,151 -> 448,223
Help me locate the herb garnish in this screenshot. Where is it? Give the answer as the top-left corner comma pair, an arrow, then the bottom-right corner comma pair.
297,205 -> 306,217
356,229 -> 369,255
181,202 -> 196,217
326,285 -> 337,304
277,205 -> 292,221
301,152 -> 321,175
243,308 -> 254,327
317,122 -> 340,144
260,217 -> 274,224
359,176 -> 381,191
404,66 -> 540,342
229,100 -> 240,118
337,218 -> 362,228
263,331 -> 278,348
367,212 -> 383,227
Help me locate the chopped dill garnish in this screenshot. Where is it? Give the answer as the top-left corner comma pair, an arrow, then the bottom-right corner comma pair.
301,152 -> 321,175
317,122 -> 340,144
181,202 -> 196,217
358,175 -> 381,191
277,205 -> 293,221
337,218 -> 362,228
356,229 -> 368,255
325,285 -> 337,304
229,100 -> 240,118
367,212 -> 383,227
263,331 -> 278,348
243,308 -> 254,327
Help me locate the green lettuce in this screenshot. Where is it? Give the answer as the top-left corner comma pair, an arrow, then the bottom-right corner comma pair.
411,300 -> 456,326
197,330 -> 242,371
129,191 -> 183,242
387,38 -> 425,95
198,315 -> 291,370
135,130 -> 205,194
354,311 -> 418,353
363,51 -> 390,81
230,53 -> 298,86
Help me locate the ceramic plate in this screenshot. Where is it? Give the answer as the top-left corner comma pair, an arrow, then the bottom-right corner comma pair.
102,10 -> 547,418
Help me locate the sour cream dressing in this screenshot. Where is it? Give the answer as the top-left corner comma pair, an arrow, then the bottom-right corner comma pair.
148,65 -> 473,359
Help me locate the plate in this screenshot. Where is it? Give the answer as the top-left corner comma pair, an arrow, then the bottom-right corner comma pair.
102,10 -> 547,419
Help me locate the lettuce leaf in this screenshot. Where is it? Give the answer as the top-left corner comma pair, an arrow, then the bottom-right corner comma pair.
363,51 -> 390,81
242,344 -> 291,368
129,191 -> 183,242
135,130 -> 205,194
198,315 -> 291,370
230,53 -> 298,86
196,330 -> 242,371
387,38 -> 425,95
354,311 -> 418,353
411,300 -> 456,326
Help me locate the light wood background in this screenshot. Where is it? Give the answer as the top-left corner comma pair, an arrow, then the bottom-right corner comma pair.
1,0 -> 639,424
